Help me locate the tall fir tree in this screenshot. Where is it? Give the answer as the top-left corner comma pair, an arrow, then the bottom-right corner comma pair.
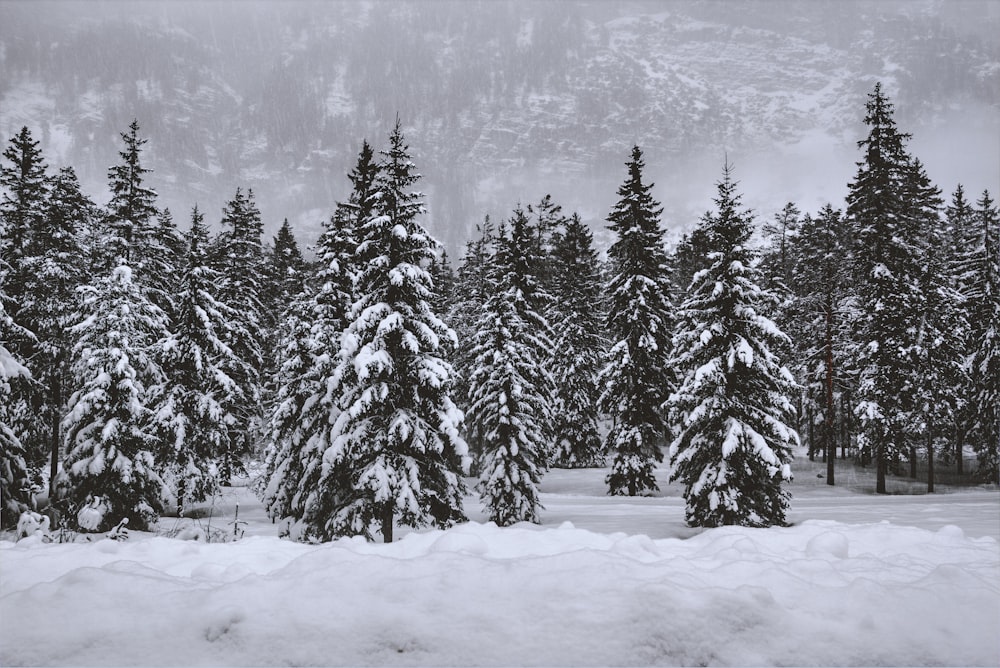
212,187 -> 267,480
550,213 -> 606,467
469,209 -> 555,525
667,165 -> 797,527
0,126 -> 49,265
0,272 -> 33,527
152,207 -> 247,513
970,191 -> 999,482
599,145 -> 674,496
308,122 -> 467,542
61,261 -> 168,531
104,119 -> 159,272
265,141 -> 375,529
846,83 -> 930,494
16,167 -> 92,492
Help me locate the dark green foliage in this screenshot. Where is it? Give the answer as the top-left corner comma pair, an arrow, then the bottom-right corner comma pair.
668,165 -> 797,527
599,146 -> 673,496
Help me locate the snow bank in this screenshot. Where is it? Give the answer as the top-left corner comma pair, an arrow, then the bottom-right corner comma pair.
2,520 -> 997,666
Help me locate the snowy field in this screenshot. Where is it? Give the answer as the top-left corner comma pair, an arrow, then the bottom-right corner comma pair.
2,451 -> 998,667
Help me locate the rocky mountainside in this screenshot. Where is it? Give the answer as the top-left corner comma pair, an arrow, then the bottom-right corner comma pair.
1,0 -> 997,252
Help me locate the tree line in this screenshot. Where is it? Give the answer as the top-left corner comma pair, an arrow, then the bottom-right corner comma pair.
1,84 -> 997,539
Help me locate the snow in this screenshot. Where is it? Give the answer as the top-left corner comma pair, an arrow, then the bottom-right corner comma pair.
2,454 -> 998,666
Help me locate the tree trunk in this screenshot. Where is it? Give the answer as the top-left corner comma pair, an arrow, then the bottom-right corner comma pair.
807,402 -> 815,461
381,505 -> 394,543
909,444 -> 918,479
956,424 -> 965,476
876,442 -> 887,494
48,370 -> 62,498
927,429 -> 935,493
825,305 -> 836,486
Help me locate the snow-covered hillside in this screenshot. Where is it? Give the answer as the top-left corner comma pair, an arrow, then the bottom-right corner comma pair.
1,1 -> 997,251
3,453 -> 999,666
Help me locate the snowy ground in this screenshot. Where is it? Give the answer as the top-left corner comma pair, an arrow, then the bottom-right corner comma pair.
2,450 -> 998,667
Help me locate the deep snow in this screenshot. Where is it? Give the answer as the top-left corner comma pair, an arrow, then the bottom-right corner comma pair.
2,452 -> 998,667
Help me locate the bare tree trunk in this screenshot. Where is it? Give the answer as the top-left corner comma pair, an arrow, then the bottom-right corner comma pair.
807,402 -> 815,461
825,304 -> 836,485
381,505 -> 394,543
876,442 -> 887,494
909,444 -> 918,479
956,424 -> 965,476
48,370 -> 62,498
927,429 -> 935,493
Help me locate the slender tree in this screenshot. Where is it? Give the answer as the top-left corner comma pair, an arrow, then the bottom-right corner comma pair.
970,191 -> 999,482
667,164 -> 797,527
0,274 -> 33,527
599,145 -> 674,496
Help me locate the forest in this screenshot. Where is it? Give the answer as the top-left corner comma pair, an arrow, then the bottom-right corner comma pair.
1,83 -> 998,541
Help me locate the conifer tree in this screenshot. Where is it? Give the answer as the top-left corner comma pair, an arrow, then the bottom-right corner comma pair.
846,83 -> 929,494
599,145 -> 674,496
61,261 -> 168,531
667,165 -> 797,527
0,275 -> 33,527
16,167 -> 92,492
970,191 -> 999,482
265,142 -> 375,528
469,209 -> 555,525
0,126 -> 49,265
309,122 -> 467,542
104,120 -> 159,273
153,207 -> 247,513
213,187 -> 267,480
550,213 -> 606,467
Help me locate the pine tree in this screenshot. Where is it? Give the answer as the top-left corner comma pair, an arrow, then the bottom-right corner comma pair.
270,218 -> 307,313
61,261 -> 168,531
16,167 -> 92,493
667,164 -> 797,527
0,126 -> 49,264
104,119 -> 159,272
265,141 -> 374,528
0,273 -> 33,527
550,213 -> 606,468
212,187 -> 267,480
469,209 -> 555,525
789,205 -> 851,484
309,122 -> 467,542
153,207 -> 247,513
970,191 -> 999,482
599,146 -> 674,496
846,83 -> 929,494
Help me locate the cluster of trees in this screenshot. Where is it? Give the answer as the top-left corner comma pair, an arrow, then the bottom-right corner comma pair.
1,83 -> 997,539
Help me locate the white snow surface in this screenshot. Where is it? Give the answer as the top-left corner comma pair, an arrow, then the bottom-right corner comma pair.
2,457 -> 999,667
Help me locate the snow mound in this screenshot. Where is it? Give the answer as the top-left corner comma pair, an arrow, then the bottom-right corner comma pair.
1,521 -> 997,666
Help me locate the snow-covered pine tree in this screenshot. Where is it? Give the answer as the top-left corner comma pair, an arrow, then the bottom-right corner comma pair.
970,190 -> 999,483
550,212 -> 606,468
269,218 -> 307,317
667,164 -> 797,527
212,187 -> 267,481
103,120 -> 160,275
789,204 -> 851,484
266,141 -> 374,529
309,122 -> 467,542
15,166 -> 92,493
0,272 -> 33,528
469,209 -> 555,525
61,260 -> 168,531
0,126 -> 49,265
599,145 -> 674,496
846,83 -> 929,494
153,207 -> 247,513
944,185 -> 978,475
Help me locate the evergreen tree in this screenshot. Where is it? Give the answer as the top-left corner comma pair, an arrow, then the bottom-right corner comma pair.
669,225 -> 712,296
309,122 -> 467,542
667,165 -> 797,527
153,207 -> 247,513
599,145 -> 674,496
846,83 -> 929,494
265,142 -> 375,528
789,205 -> 851,484
61,261 -> 168,531
212,187 -> 267,480
0,274 -> 33,527
0,126 -> 49,264
104,119 -> 159,272
760,202 -> 801,291
469,210 -> 555,525
970,191 -> 999,482
270,218 -> 307,313
16,167 -> 92,492
550,213 -> 606,468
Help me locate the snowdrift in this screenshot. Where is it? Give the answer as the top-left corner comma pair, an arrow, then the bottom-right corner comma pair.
2,519 -> 997,666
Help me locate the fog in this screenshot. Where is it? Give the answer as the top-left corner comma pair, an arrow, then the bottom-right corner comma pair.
1,0 -> 996,255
